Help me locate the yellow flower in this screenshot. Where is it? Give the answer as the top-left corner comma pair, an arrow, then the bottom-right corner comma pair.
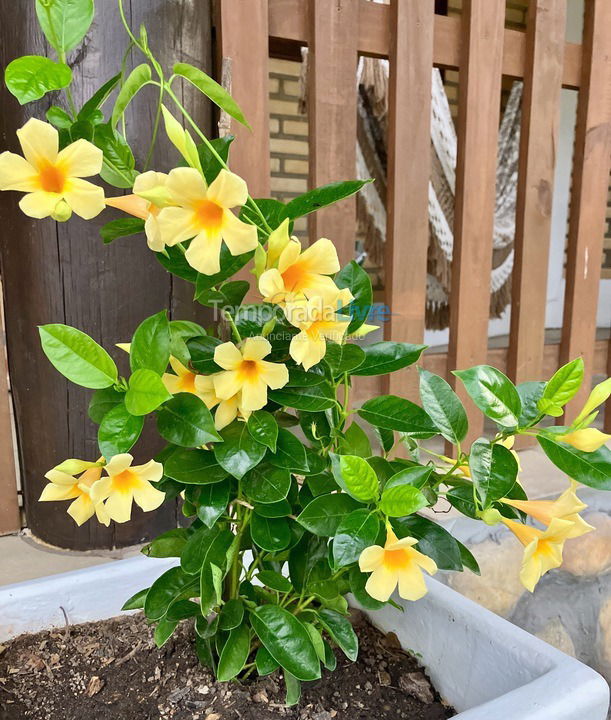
212,336 -> 288,412
258,237 -> 344,305
90,453 -> 164,524
106,171 -> 169,251
213,391 -> 251,430
40,461 -> 109,527
284,294 -> 351,370
162,356 -> 217,405
497,435 -> 522,471
557,428 -> 611,452
573,377 -> 611,426
0,118 -> 104,221
359,527 -> 437,602
501,480 -> 593,540
155,167 -> 258,274
502,517 -> 574,591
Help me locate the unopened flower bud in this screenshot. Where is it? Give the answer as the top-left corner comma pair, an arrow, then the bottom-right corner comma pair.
51,199 -> 72,222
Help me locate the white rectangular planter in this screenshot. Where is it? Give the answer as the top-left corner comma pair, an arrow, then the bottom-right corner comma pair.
1,556 -> 608,719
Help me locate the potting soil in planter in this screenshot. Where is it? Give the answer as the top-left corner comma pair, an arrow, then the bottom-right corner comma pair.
0,611 -> 454,720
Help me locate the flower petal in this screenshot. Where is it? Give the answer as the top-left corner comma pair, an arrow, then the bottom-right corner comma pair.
155,206 -> 198,246
57,139 -> 103,177
166,166 -> 207,204
365,566 -> 397,602
259,268 -> 286,304
67,494 -> 95,526
104,491 -> 133,523
132,459 -> 163,483
214,395 -> 239,430
289,331 -> 325,370
185,231 -> 223,274
18,191 -> 61,219
132,479 -> 165,512
221,209 -> 258,255
44,469 -> 77,486
358,545 -> 384,572
207,168 -> 248,208
257,360 -> 289,389
39,482 -> 79,501
17,118 -> 59,168
242,336 -> 271,361
63,178 -> 105,219
397,564 -> 428,602
240,377 -> 268,411
133,170 -> 168,193
89,476 -> 113,504
213,369 -> 242,400
106,194 -> 150,220
105,453 -> 134,476
299,237 -> 340,275
214,342 -> 243,370
144,215 -> 164,251
0,152 -> 38,191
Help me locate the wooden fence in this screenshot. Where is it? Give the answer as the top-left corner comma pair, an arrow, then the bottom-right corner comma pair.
216,0 -> 611,445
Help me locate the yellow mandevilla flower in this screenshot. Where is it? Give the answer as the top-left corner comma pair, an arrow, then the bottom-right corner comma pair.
212,336 -> 288,413
0,118 -> 105,221
501,480 -> 594,540
284,294 -> 352,370
90,454 -> 164,523
556,427 -> 611,452
502,517 -> 574,592
155,167 -> 258,275
162,356 -> 217,406
39,460 -> 109,527
106,171 -> 170,251
359,526 -> 437,602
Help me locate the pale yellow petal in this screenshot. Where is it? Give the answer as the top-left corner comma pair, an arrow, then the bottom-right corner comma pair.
413,549 -> 438,576
17,118 -> 58,167
57,139 -> 103,177
299,237 -> 340,275
132,459 -> 163,483
213,369 -> 242,400
266,218 -> 291,268
397,564 -> 428,602
206,168 -> 248,208
221,209 -> 258,255
63,178 -> 105,219
106,193 -> 150,220
185,231 -> 223,275
574,378 -> 611,425
386,535 -> 419,551
133,170 -> 168,193
166,166 -> 207,204
194,374 -> 220,408
105,453 -> 134,476
132,480 -> 165,512
0,151 -> 38,191
240,377 -> 268,411
289,332 -> 325,370
44,469 -> 77,486
156,206 -> 198,246
242,336 -> 271,361
277,239 -> 302,273
19,191 -> 60,219
67,494 -> 95,526
214,342 -> 243,370
259,268 -> 286,304
89,476 -> 113,504
144,215 -> 164,251
302,275 -> 345,303
163,372 -> 184,395
214,395 -> 239,430
520,544 -> 543,593
94,502 -> 111,527
104,491 -> 133,523
358,545 -> 384,572
365,566 -> 397,602
559,428 -> 611,452
256,360 -> 289,390
39,482 -> 79,501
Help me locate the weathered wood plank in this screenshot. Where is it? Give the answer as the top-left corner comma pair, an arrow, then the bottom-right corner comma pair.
447,0 -> 505,446
307,0 -> 358,265
559,0 -> 611,422
383,0 -> 434,399
507,0 -> 566,386
0,302 -> 19,535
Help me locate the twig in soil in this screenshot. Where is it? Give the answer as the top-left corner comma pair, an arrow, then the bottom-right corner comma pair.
114,640 -> 143,667
59,606 -> 71,640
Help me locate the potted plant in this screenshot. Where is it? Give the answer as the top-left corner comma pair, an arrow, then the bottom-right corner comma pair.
1,2 -> 610,717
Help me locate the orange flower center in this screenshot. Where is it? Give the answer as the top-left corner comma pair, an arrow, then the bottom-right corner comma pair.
384,548 -> 409,570
238,359 -> 259,380
112,469 -> 138,493
38,162 -> 66,194
179,372 -> 197,393
281,260 -> 308,293
194,199 -> 224,230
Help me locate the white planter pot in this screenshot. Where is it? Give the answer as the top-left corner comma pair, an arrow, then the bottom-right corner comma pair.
1,556 -> 608,719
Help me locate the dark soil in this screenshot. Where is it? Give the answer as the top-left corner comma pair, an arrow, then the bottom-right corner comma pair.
0,611 -> 454,720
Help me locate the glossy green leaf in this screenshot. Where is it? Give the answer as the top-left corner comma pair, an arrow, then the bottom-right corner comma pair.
268,382 -> 336,412
174,62 -> 250,129
392,515 -> 462,571
256,646 -> 279,676
247,410 -> 278,452
268,428 -> 309,472
283,180 -> 369,221
288,534 -> 328,592
340,421 -> 372,458
214,421 -> 266,479
168,320 -> 206,366
46,105 -> 72,128
324,341 -> 365,377
453,366 -> 521,428
257,570 -> 292,593
111,63 -> 151,126
79,73 -> 121,121
297,493 -> 361,536
379,467 -> 430,517
125,369 -> 172,415
254,499 -> 291,517
332,509 -> 379,569
469,439 -> 518,506
35,0 -> 94,53
156,244 -> 198,283
251,514 -> 291,551
418,368 -> 468,444
39,324 -> 118,389
93,123 -> 138,188
358,395 -> 437,437
329,453 -> 378,502
5,56 -> 72,104
186,335 -> 223,374
334,260 -> 373,333
142,528 -> 188,558
242,462 -> 291,504
185,483 -> 229,529
538,358 -> 584,416
121,587 -> 148,611
537,435 -> 611,490
217,623 -> 250,682
446,485 -> 478,519
157,393 -> 221,447
154,618 -> 179,647
284,672 -> 301,706
164,448 -> 227,485
317,608 -> 358,661
88,386 -> 124,423
353,342 -> 426,377
517,381 -> 546,427
98,402 -> 143,457
99,218 -> 145,244
195,135 -> 234,183
458,542 -> 481,575
181,524 -> 234,575
250,605 -> 320,681
144,566 -> 197,621
130,310 -> 170,375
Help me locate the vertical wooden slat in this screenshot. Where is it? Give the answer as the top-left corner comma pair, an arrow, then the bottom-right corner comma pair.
560,0 -> 611,420
307,0 -> 358,264
0,301 -> 19,535
507,0 -> 566,387
447,0 -> 505,446
605,340 -> 611,434
383,0 -> 434,399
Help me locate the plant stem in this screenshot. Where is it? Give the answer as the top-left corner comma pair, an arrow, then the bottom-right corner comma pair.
224,310 -> 242,343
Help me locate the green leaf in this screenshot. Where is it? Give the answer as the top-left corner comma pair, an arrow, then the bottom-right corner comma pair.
250,605 -> 320,681
99,218 -> 145,245
286,367 -> 326,387
334,261 -> 373,333
257,570 -> 292,593
375,426 -> 395,453
283,180 -> 369,221
339,422 -> 372,458
446,485 -> 478,519
98,402 -> 143,458
332,509 -> 379,569
537,435 -> 611,490
141,528 -> 188,558
379,467 -> 430,517
218,599 -> 244,631
186,481 -> 230,528
268,428 -> 309,472
165,599 -> 199,622
214,421 -> 266,479
154,618 -> 179,647
5,56 -> 72,104
458,542 -> 480,575
469,439 -> 518,506
144,566 -> 197,621
517,381 -> 546,428
39,324 -> 118,389
164,448 -> 227,485
392,515 -> 462,571
181,524 -> 234,575
329,453 -> 378,502
251,515 -> 291,551
268,382 -> 336,412
157,393 -> 221,447
288,534 -> 328,592
174,62 -> 251,129
418,368 -> 468,444
93,123 -> 138,188
217,623 -> 250,682
125,369 -> 172,415
121,587 -> 148,611
88,386 -> 124,423
256,646 -> 279,676
79,73 -> 121,121
187,335 -> 222,374
353,342 -> 426,377
247,410 -> 278,452
358,395 -> 438,437
243,462 -> 290,504
317,608 -> 358,661
157,244 -> 198,283
46,105 -> 73,128
111,63 -> 151,126
348,566 -> 384,610
130,310 -> 170,376
538,358 -> 584,416
168,320 -> 206,366
324,341 -> 365,377
297,493 -> 361,536
196,135 -> 234,184
35,0 -> 94,53
284,672 -> 301,706
453,366 -> 521,428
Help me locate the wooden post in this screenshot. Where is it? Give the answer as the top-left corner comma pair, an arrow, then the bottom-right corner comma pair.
307,0 -> 358,264
0,299 -> 19,535
384,0 -> 434,400
559,0 -> 611,421
447,0 -> 505,446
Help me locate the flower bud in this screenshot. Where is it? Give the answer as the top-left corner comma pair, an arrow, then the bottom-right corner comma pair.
51,199 -> 72,222
479,508 -> 503,526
